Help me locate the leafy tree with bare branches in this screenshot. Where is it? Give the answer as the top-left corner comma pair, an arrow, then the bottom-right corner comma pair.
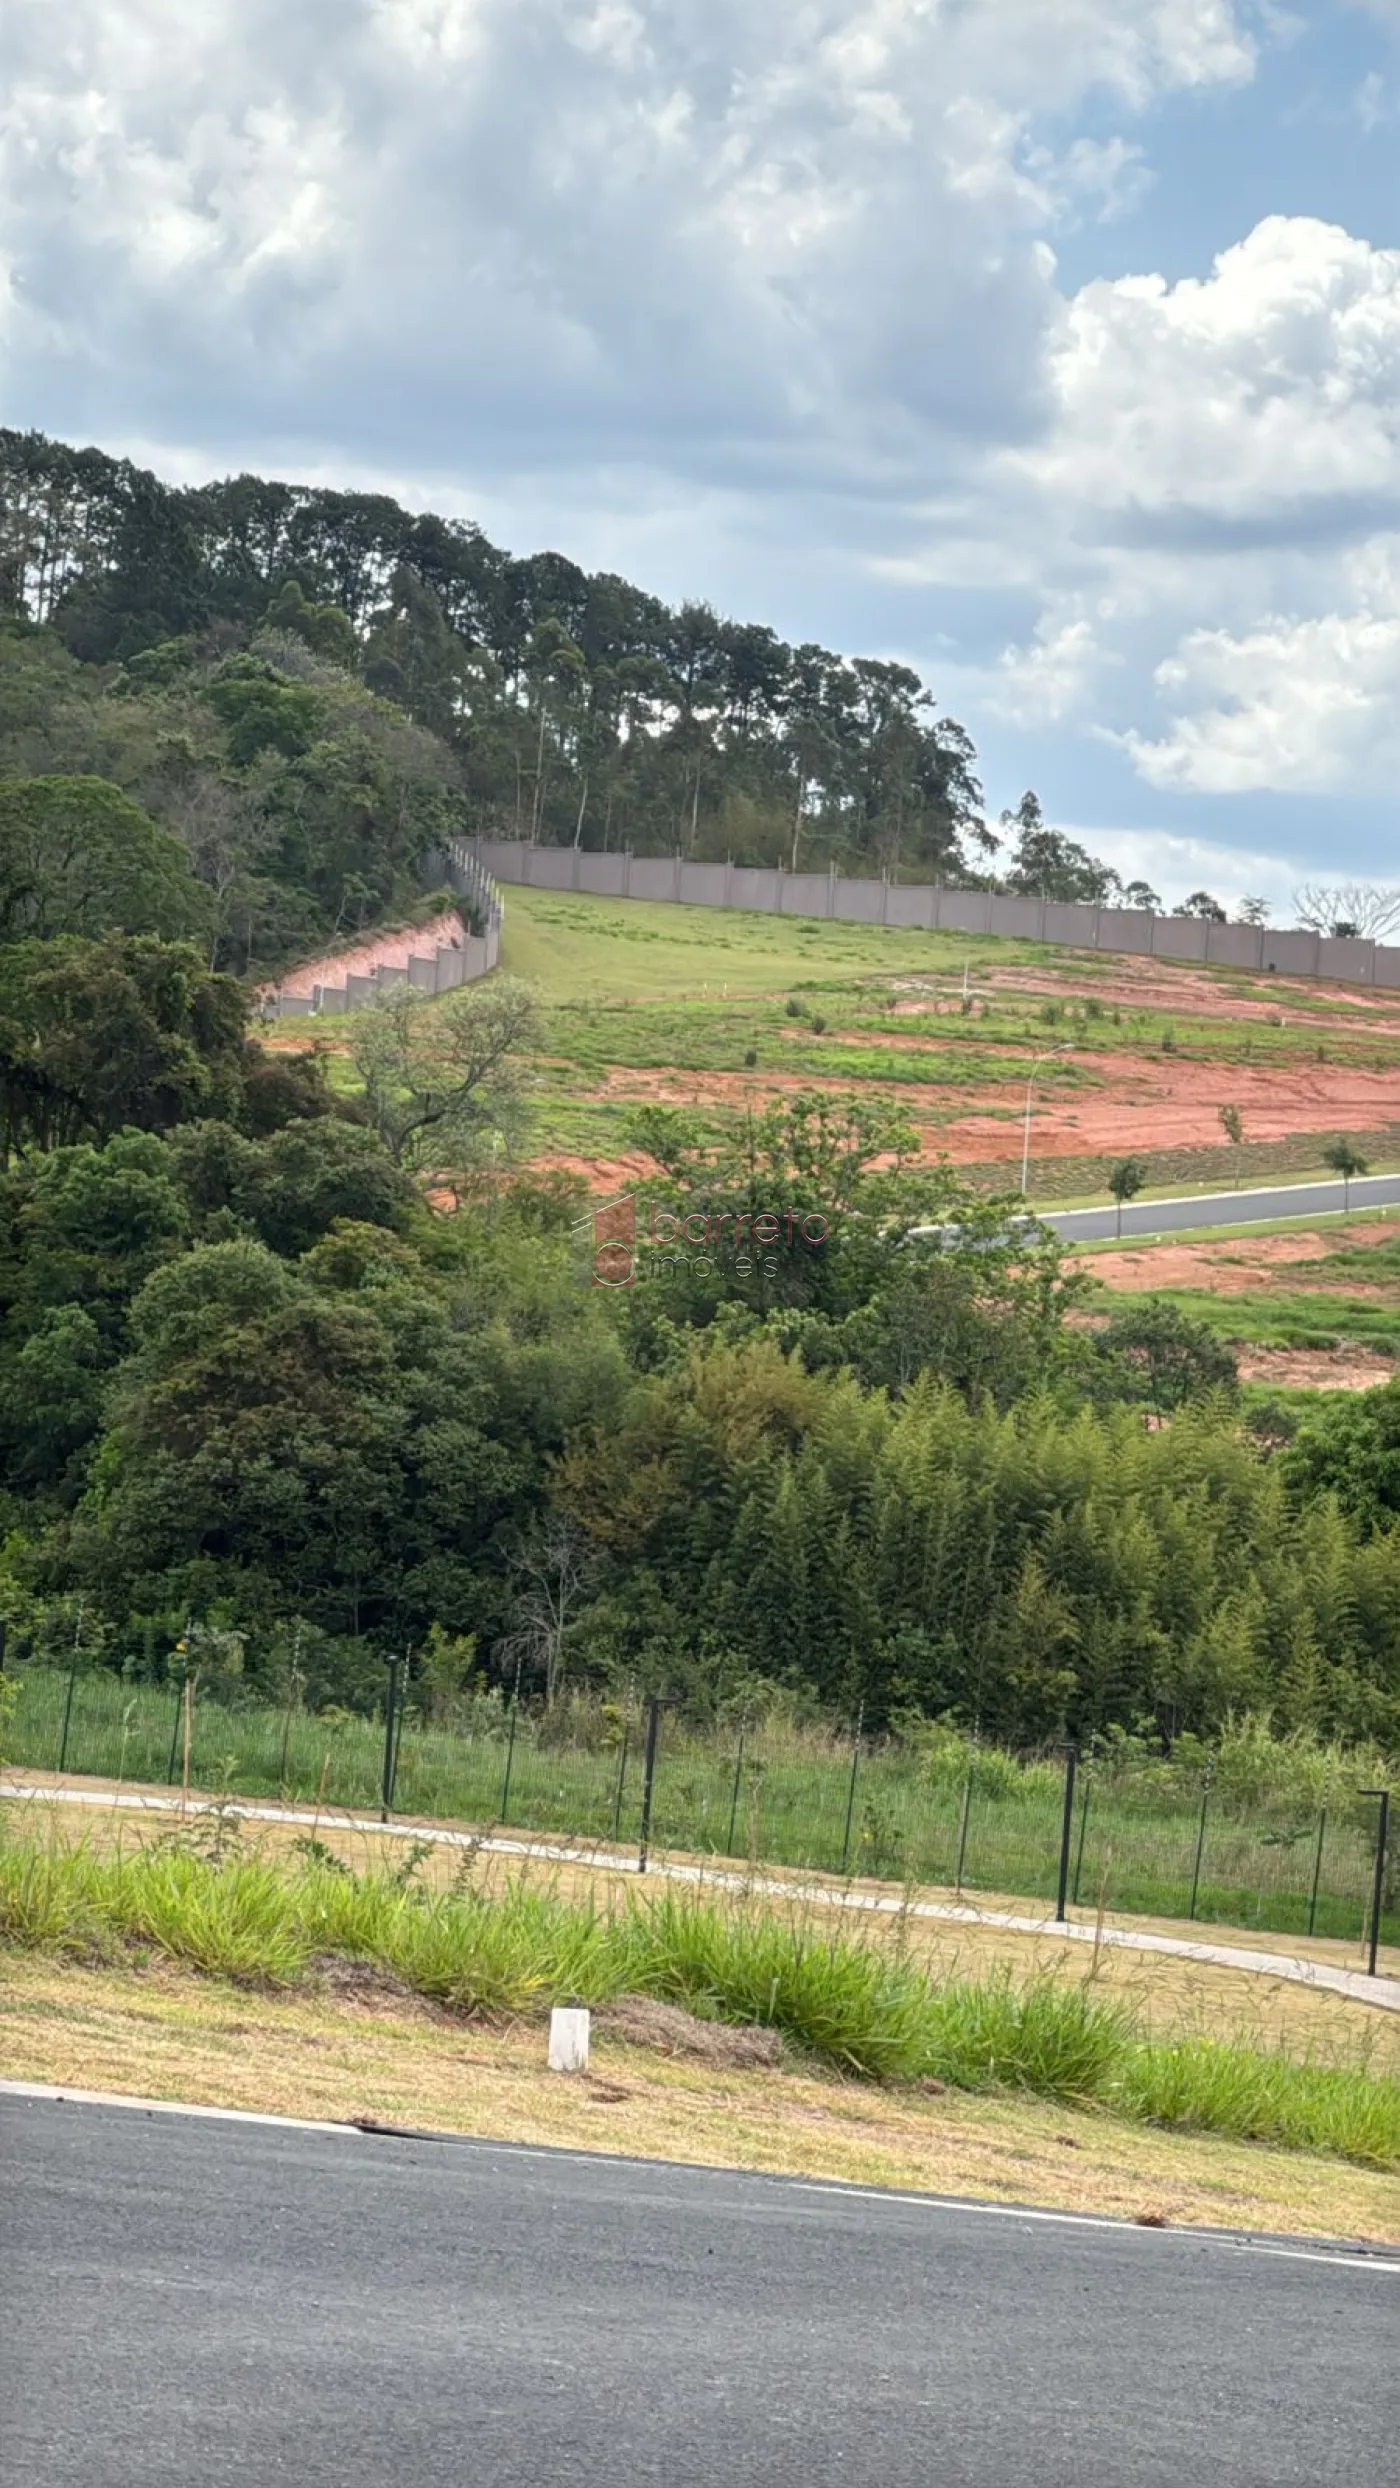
351,974 -> 542,1178
1293,885 -> 1400,942
1218,1104 -> 1244,1180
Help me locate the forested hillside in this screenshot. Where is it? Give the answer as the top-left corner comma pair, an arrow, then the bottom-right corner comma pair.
1,426 -> 1150,899
2,429 -> 1398,1759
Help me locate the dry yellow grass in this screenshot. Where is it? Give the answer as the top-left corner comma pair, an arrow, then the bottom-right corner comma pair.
2,1950 -> 1395,2245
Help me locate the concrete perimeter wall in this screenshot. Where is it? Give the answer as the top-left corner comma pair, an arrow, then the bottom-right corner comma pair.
261,844 -> 504,1021
465,837 -> 1398,991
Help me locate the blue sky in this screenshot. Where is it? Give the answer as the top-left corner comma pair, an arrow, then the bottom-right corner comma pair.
3,1 -> 1399,912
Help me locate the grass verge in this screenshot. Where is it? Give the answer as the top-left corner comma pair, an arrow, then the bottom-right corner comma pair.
6,1949 -> 1397,2243
1,1829 -> 1395,2174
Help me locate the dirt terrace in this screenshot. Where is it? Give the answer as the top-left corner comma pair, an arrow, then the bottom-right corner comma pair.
1085,1225 -> 1397,1297
267,912 -> 470,1000
571,1051 -> 1400,1169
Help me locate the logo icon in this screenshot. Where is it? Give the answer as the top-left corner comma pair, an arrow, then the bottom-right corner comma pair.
591,1193 -> 636,1288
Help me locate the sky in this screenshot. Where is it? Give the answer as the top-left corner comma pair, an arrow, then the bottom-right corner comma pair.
2,1 -> 1400,912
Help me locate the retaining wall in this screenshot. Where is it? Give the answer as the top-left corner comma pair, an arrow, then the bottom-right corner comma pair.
260,844 -> 503,1021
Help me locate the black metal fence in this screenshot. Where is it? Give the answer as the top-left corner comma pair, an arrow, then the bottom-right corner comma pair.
5,1666 -> 1395,1960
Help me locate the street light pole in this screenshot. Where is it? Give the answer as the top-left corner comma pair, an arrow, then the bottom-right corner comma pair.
1020,1047 -> 1070,1199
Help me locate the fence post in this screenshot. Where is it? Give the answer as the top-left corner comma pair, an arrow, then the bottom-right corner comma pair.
840,1704 -> 864,1877
610,1729 -> 630,1844
954,1773 -> 973,1894
391,1646 -> 411,1801
1188,1759 -> 1214,1921
726,1721 -> 746,1858
166,1670 -> 187,1785
381,1654 -> 402,1823
1307,1808 -> 1328,1939
1361,1788 -> 1391,1978
57,1657 -> 80,1774
1055,1746 -> 1078,1923
278,1626 -> 303,1789
499,1697 -> 519,1825
1072,1768 -> 1091,1907
637,1697 -> 662,1873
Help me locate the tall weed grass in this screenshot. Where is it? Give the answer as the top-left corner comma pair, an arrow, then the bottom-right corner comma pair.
1,1826 -> 1395,2171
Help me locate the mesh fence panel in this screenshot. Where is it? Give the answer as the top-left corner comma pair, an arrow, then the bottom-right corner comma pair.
5,1670 -> 1394,1948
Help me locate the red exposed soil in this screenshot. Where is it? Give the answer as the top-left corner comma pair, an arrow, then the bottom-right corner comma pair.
575,1052 -> 1400,1168
266,912 -> 470,1000
1236,1347 -> 1395,1392
1083,1226 -> 1397,1296
962,963 -> 1400,1026
943,1055 -> 1400,1163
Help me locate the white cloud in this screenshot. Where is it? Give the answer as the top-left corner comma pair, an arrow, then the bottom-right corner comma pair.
11,0 -> 1400,829
0,0 -> 1258,486
1066,823 -> 1301,912
983,217 -> 1400,797
1125,597 -> 1400,790
993,607 -> 1116,724
1019,216 -> 1400,529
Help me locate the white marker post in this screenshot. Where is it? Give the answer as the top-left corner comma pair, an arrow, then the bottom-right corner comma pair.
548,2007 -> 590,2073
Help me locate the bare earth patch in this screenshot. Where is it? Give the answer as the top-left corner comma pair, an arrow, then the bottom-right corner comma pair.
1236,1348 -> 1397,1391
539,1049 -> 1400,1187
1083,1225 -> 1400,1295
598,1995 -> 783,2068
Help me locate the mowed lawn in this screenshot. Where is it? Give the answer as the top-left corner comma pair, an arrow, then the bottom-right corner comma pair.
498,885 -> 1037,1000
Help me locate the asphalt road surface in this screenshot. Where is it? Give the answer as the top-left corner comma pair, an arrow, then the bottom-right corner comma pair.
1039,1170 -> 1400,1246
3,2095 -> 1396,2488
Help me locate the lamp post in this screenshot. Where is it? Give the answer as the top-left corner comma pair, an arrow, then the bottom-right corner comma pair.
1021,1047 -> 1071,1200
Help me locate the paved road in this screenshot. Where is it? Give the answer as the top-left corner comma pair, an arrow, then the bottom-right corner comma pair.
3,2096 -> 1395,2488
1037,1170 -> 1400,1246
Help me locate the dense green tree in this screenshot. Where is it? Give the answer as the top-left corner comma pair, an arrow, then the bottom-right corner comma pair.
1284,1377 -> 1400,1538
998,793 -> 1116,905
1090,1300 -> 1238,1416
0,937 -> 254,1157
0,774 -> 206,944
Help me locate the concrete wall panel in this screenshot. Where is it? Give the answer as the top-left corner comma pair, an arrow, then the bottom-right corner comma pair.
1153,918 -> 1208,963
936,889 -> 992,936
989,896 -> 1045,941
583,852 -> 629,896
1318,936 -> 1374,984
779,871 -> 832,917
1039,901 -> 1094,946
730,868 -> 781,913
628,857 -> 680,901
1262,931 -> 1320,977
526,846 -> 577,890
1206,924 -> 1263,970
1095,909 -> 1154,954
885,885 -> 936,928
680,862 -> 729,908
833,877 -> 885,923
